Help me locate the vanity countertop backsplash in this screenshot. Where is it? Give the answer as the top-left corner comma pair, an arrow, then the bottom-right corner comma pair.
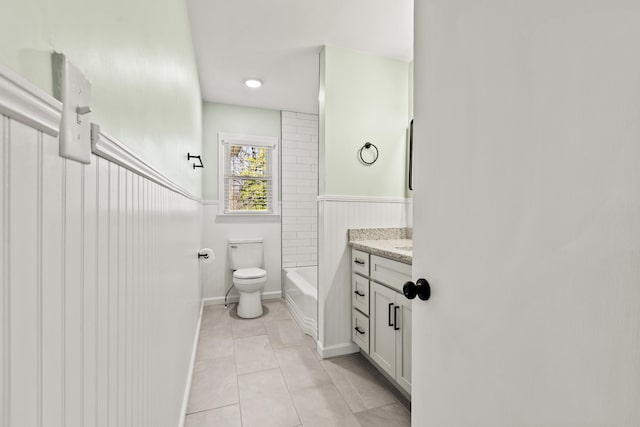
347,227 -> 412,265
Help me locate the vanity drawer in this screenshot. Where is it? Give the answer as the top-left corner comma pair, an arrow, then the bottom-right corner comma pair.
351,249 -> 370,276
352,308 -> 370,354
351,273 -> 370,316
370,255 -> 412,293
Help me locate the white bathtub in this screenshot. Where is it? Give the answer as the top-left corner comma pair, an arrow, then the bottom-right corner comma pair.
283,266 -> 317,340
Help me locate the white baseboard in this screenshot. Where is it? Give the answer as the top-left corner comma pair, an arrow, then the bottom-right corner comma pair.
178,300 -> 204,427
316,341 -> 359,359
202,291 -> 282,307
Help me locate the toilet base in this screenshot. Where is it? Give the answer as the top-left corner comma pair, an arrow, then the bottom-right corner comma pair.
237,290 -> 263,319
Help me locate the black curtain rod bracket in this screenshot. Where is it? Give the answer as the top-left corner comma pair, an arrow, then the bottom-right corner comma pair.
187,153 -> 204,169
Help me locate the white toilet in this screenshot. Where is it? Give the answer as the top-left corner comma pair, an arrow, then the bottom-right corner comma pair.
228,238 -> 267,318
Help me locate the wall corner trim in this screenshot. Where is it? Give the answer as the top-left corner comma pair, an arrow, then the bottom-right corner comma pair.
91,124 -> 201,202
0,63 -> 62,137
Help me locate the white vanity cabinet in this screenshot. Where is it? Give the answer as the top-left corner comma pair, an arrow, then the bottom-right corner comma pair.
351,249 -> 371,353
351,249 -> 412,395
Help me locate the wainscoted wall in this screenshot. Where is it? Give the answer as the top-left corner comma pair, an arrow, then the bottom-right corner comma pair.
281,111 -> 318,268
317,196 -> 412,357
1,69 -> 202,427
0,0 -> 203,196
200,202 -> 282,304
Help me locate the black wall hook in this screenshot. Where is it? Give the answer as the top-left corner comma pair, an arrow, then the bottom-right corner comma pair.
358,142 -> 379,165
187,153 -> 204,169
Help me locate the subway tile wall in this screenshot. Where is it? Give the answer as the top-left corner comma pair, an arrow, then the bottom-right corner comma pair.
281,111 -> 319,268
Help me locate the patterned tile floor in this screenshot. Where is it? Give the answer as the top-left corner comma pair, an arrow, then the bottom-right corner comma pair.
185,300 -> 411,427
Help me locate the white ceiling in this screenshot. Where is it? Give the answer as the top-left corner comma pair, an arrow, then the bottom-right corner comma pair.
186,0 -> 413,114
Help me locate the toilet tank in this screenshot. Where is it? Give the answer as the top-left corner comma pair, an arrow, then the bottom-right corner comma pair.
228,238 -> 264,270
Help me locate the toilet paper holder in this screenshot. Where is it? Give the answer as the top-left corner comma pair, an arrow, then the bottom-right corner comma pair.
198,248 -> 215,264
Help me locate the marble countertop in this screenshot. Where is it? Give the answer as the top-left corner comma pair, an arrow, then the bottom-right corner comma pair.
347,228 -> 412,265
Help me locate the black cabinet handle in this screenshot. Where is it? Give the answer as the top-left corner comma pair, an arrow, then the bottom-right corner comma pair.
394,306 -> 400,330
403,278 -> 431,301
354,258 -> 365,265
388,303 -> 394,327
354,290 -> 365,297
354,326 -> 365,335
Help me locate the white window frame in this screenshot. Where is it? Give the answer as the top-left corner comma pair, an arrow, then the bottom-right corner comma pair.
218,132 -> 279,216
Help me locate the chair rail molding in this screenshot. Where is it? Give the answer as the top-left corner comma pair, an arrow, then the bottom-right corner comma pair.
0,63 -> 201,204
0,63 -> 62,137
317,194 -> 412,204
90,124 -> 200,202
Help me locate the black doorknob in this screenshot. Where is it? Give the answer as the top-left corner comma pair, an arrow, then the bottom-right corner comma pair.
403,278 -> 431,301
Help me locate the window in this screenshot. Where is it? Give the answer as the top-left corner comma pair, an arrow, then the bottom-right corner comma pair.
218,133 -> 278,215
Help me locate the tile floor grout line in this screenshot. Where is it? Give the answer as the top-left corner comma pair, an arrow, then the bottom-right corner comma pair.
317,359 -> 359,416
240,300 -> 287,425
236,365 -> 281,379
229,304 -> 244,427
273,319 -> 361,427
184,401 -> 241,417
186,300 -> 409,427
252,299 -> 300,426
275,352 -> 304,427
186,303 -> 239,425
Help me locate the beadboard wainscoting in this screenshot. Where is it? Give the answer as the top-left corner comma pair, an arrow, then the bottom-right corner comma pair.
317,196 -> 412,358
1,66 -> 202,427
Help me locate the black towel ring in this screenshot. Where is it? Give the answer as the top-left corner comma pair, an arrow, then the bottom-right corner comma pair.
358,142 -> 379,165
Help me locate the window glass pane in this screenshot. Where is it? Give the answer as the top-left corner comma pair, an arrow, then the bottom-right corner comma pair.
221,139 -> 275,214
227,179 -> 269,211
229,145 -> 268,178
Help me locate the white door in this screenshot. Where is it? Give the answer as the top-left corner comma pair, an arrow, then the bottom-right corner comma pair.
412,2 -> 640,426
370,282 -> 397,377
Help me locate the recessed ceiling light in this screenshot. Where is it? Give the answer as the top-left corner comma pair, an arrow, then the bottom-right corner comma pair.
244,79 -> 262,88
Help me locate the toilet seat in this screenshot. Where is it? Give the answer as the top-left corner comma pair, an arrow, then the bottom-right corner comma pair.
233,268 -> 266,280
233,268 -> 267,287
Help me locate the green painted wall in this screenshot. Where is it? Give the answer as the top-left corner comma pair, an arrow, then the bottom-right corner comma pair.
0,0 -> 202,196
202,102 -> 281,201
409,61 -> 414,120
319,46 -> 410,198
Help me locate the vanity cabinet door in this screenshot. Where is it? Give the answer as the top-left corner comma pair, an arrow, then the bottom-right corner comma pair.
370,282 -> 397,378
351,273 -> 370,316
352,249 -> 370,277
395,297 -> 412,394
370,255 -> 411,293
352,308 -> 370,354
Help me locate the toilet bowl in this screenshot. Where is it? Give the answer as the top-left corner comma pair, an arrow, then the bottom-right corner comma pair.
233,267 -> 267,318
228,239 -> 267,319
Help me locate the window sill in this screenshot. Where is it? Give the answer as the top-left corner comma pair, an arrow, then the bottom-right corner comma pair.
215,213 -> 281,223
